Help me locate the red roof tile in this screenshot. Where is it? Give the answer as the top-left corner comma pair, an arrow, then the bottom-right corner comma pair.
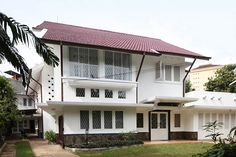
35,21 -> 210,60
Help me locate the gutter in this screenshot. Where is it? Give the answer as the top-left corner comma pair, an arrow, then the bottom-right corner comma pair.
183,58 -> 196,97
136,52 -> 146,103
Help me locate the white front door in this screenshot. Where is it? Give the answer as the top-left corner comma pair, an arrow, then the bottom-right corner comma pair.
151,112 -> 168,140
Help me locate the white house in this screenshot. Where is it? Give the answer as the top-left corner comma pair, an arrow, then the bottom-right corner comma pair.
185,91 -> 236,140
28,21 -> 211,145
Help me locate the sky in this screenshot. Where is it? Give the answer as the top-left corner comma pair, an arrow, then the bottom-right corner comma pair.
1,0 -> 236,75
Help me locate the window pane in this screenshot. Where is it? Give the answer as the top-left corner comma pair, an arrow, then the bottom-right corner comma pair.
151,113 -> 157,129
23,98 -> 27,106
114,53 -> 122,80
105,51 -> 114,79
205,113 -> 210,124
225,114 -> 229,129
104,111 -> 112,129
137,113 -> 143,128
92,111 -> 101,129
198,113 -> 203,130
91,89 -> 99,98
28,99 -> 32,106
115,111 -> 123,128
69,47 -> 78,62
165,65 -> 172,81
156,61 -> 161,79
122,54 -> 131,80
174,66 -> 180,81
80,110 -> 89,129
174,114 -> 181,127
76,88 -> 85,97
160,113 -> 166,128
79,48 -> 89,77
105,89 -> 113,98
118,91 -> 126,99
89,49 -> 98,78
219,113 -> 223,123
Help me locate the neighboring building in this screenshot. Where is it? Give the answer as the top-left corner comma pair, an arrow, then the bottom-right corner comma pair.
5,71 -> 41,135
189,64 -> 224,91
185,91 -> 236,140
28,21 -> 210,145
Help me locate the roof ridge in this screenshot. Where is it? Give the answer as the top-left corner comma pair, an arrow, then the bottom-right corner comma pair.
40,21 -> 162,41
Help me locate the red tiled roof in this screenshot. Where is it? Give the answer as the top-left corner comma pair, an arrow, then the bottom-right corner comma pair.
35,21 -> 210,60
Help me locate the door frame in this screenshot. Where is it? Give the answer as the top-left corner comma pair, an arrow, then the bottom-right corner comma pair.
148,110 -> 170,140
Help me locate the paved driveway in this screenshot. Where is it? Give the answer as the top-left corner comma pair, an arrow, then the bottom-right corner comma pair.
30,140 -> 78,157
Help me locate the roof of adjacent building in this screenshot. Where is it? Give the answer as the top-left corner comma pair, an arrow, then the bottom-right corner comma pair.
35,21 -> 210,60
192,64 -> 223,70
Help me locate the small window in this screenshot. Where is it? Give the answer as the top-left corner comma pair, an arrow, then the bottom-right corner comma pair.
156,61 -> 161,79
69,47 -> 78,62
80,110 -> 89,129
137,113 -> 143,128
104,111 -> 113,129
91,89 -> 99,98
28,99 -> 32,106
174,114 -> 181,127
165,65 -> 172,81
76,88 -> 85,97
118,91 -> 126,99
92,111 -> 101,129
174,66 -> 180,81
115,111 -> 123,128
105,89 -> 113,98
23,98 -> 27,106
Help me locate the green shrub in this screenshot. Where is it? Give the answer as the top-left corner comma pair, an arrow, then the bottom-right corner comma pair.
45,130 -> 56,143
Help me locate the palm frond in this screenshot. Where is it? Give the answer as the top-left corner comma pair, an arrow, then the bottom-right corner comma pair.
0,12 -> 59,67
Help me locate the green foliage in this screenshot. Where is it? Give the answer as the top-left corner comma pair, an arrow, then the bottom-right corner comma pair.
121,131 -> 137,141
203,120 -> 223,143
0,12 -> 59,86
45,130 -> 56,143
0,76 -> 21,136
16,141 -> 35,157
205,64 -> 236,93
185,79 -> 193,93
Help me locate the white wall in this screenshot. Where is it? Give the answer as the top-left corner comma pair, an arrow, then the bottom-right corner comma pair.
43,110 -> 58,134
63,106 -> 137,134
16,95 -> 35,110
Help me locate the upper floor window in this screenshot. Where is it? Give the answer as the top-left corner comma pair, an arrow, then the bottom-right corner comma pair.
156,61 -> 181,82
23,98 -> 27,106
28,99 -> 32,106
105,51 -> 131,81
69,47 -> 98,78
91,89 -> 99,98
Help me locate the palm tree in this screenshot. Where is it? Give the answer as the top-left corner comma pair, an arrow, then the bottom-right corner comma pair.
0,12 -> 59,86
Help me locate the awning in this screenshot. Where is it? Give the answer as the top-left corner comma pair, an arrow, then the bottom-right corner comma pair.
142,96 -> 198,105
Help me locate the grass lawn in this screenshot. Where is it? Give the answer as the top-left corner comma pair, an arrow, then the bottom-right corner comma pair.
77,143 -> 212,157
15,141 -> 35,157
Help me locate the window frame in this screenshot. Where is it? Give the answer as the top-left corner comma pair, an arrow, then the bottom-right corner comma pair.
136,113 -> 144,128
174,114 -> 181,128
76,88 -> 85,97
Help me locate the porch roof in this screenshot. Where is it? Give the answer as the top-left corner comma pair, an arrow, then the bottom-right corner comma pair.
142,96 -> 198,104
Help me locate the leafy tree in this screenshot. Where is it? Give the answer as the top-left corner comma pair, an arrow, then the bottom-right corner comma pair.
185,79 -> 193,93
0,12 -> 59,86
205,64 -> 236,93
0,76 -> 21,137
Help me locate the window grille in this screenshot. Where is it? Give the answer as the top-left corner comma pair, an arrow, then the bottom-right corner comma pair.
105,89 -> 113,98
80,110 -> 89,129
91,89 -> 99,98
118,91 -> 126,99
23,98 -> 27,106
174,66 -> 180,81
115,111 -> 123,128
104,111 -> 112,129
28,99 -> 32,106
151,113 -> 158,129
76,88 -> 85,97
160,113 -> 166,128
92,111 -> 101,129
137,113 -> 143,128
174,114 -> 181,127
165,65 -> 172,81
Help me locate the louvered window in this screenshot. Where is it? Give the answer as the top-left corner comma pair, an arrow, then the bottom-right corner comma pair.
104,111 -> 112,129
80,110 -> 89,129
69,47 -> 98,78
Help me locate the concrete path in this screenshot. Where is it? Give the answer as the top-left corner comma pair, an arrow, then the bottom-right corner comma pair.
0,141 -> 16,157
30,139 -> 78,157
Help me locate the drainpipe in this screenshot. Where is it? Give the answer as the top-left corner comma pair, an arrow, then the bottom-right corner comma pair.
136,52 -> 146,103
183,58 -> 196,97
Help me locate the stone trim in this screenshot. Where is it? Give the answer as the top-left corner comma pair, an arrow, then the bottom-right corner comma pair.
170,131 -> 198,140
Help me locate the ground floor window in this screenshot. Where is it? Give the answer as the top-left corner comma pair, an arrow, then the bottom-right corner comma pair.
137,113 -> 143,128
92,111 -> 101,129
174,114 -> 181,128
115,111 -> 123,128
80,110 -> 89,129
104,111 -> 112,129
